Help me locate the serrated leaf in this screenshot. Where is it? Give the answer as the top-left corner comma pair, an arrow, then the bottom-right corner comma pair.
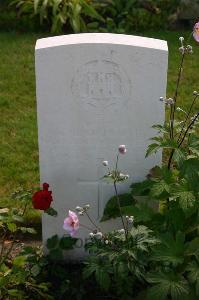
146,272 -> 189,300
7,222 -> 17,232
185,238 -> 199,257
44,207 -> 58,217
101,193 -> 134,221
131,179 -> 154,196
146,143 -> 160,157
31,264 -> 41,277
150,180 -> 170,199
152,232 -> 185,266
46,234 -> 59,249
95,268 -> 110,291
59,236 -> 77,250
13,255 -> 26,267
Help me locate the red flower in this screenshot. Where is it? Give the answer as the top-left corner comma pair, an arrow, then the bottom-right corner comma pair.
32,183 -> 53,210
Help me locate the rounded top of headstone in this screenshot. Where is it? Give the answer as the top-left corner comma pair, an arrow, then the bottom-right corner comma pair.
35,33 -> 167,52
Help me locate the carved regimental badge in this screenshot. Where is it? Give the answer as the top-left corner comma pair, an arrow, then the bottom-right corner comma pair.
71,60 -> 131,109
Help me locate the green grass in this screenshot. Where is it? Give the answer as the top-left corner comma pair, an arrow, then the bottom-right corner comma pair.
0,30 -> 199,206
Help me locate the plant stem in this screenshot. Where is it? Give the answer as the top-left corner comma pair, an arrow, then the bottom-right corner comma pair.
84,211 -> 101,232
177,95 -> 198,143
170,52 -> 185,139
113,181 -> 127,239
178,112 -> 199,148
168,112 -> 199,169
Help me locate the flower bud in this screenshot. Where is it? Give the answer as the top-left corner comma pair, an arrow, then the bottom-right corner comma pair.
89,232 -> 94,238
193,91 -> 198,96
102,160 -> 108,166
159,96 -> 164,102
179,36 -> 184,42
84,204 -> 90,209
105,240 -> 109,245
179,46 -> 184,54
75,206 -> 83,212
78,211 -> 84,216
118,145 -> 127,154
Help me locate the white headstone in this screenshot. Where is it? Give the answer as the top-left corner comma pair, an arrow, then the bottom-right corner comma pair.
35,33 -> 168,259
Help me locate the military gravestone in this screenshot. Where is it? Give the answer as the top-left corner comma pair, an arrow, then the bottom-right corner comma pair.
35,33 -> 168,259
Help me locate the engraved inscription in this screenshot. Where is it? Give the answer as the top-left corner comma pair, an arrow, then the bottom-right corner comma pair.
71,60 -> 131,108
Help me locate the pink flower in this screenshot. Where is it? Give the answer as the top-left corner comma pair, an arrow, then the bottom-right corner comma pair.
118,145 -> 127,154
193,22 -> 199,42
63,210 -> 79,237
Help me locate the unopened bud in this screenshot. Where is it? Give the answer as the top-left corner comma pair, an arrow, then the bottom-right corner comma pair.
75,206 -> 83,212
84,204 -> 90,209
102,160 -> 108,166
193,91 -> 198,96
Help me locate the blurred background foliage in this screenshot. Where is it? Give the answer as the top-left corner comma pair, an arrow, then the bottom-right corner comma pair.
0,0 -> 198,34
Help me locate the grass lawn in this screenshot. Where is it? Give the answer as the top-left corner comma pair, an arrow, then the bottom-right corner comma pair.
0,30 -> 199,209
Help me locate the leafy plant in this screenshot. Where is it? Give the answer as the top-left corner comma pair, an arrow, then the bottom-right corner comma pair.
10,0 -> 104,33
98,30 -> 199,299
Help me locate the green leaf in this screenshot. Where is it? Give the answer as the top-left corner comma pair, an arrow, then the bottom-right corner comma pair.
150,180 -> 170,199
95,268 -> 110,291
19,227 -> 37,234
179,158 -> 199,192
131,179 -> 154,196
7,222 -> 17,232
49,248 -> 63,261
152,232 -> 185,266
82,2 -> 104,22
31,264 -> 41,277
59,236 -> 77,250
171,180 -> 196,211
146,272 -> 189,300
101,193 -> 134,221
146,143 -> 160,157
46,234 -> 59,249
121,203 -> 155,223
44,207 -> 58,217
185,238 -> 199,257
13,255 -> 26,267
152,124 -> 170,134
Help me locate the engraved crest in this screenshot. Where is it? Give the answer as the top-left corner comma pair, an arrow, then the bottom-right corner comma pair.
71,60 -> 131,108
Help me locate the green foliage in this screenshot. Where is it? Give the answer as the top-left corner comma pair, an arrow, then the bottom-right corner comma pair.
46,234 -> 77,261
93,0 -> 180,33
101,193 -> 134,221
10,0 -> 104,33
84,224 -> 158,298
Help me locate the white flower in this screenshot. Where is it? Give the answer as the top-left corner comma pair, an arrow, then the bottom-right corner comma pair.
78,211 -> 84,216
102,160 -> 108,166
89,232 -> 94,238
118,229 -> 125,234
105,240 -> 109,245
128,216 -> 134,224
159,96 -> 164,102
193,91 -> 198,96
179,36 -> 184,42
95,232 -> 103,239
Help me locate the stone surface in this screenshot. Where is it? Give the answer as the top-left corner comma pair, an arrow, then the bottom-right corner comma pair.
35,33 -> 168,259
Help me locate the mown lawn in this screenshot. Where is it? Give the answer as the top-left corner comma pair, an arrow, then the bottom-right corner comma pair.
0,30 -> 199,206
